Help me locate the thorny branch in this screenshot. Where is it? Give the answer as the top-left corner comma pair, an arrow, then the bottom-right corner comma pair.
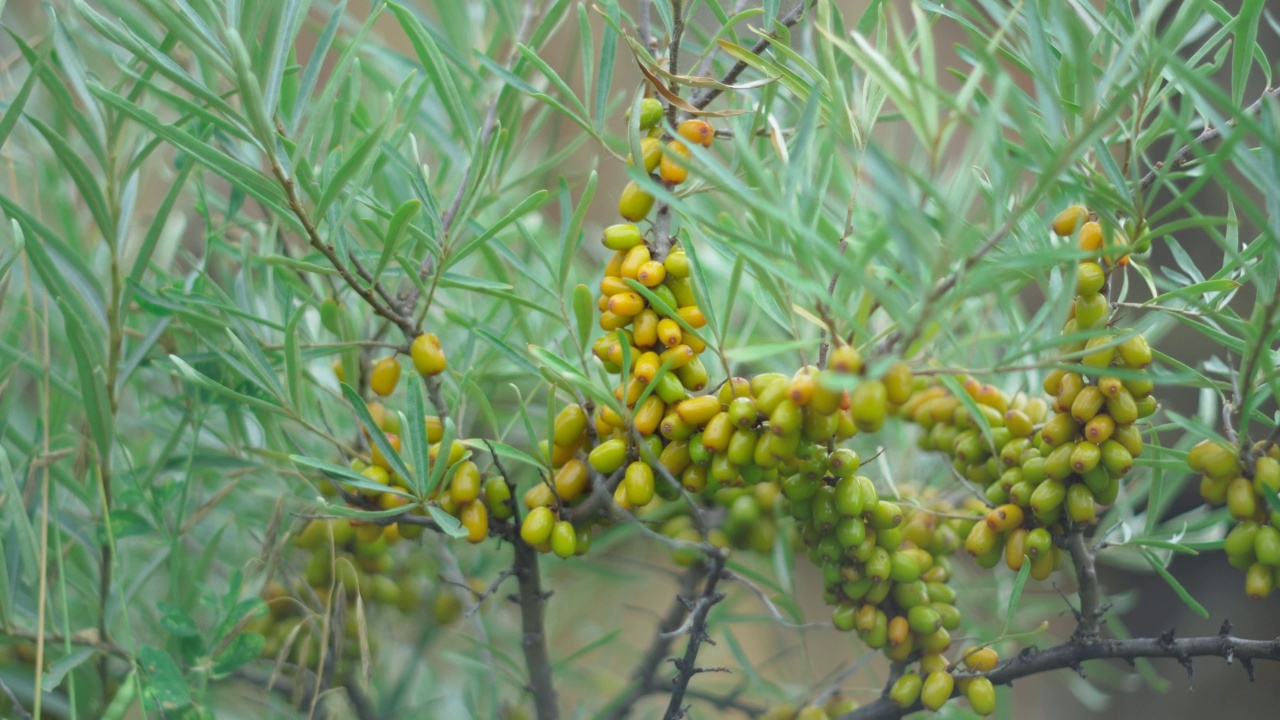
601,566 -> 707,720
838,628 -> 1280,720
663,549 -> 729,720
490,443 -> 560,720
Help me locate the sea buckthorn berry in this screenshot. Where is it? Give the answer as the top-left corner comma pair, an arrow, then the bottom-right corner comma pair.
1078,221 -> 1103,252
370,356 -> 401,397
1030,478 -> 1067,520
850,380 -> 888,432
602,223 -> 643,251
631,97 -> 663,130
889,673 -> 922,709
665,250 -> 690,277
676,305 -> 706,328
632,309 -> 660,347
1077,261 -> 1106,295
550,520 -> 577,558
828,345 -> 863,374
633,395 -> 666,436
1187,439 -> 1239,479
660,343 -> 701,368
1081,333 -> 1115,369
553,404 -> 588,446
521,506 -> 555,546
966,676 -> 997,716
607,292 -> 645,317
624,461 -> 656,506
1053,205 -> 1089,236
1084,413 -> 1115,444
450,461 -> 482,504
1070,441 -> 1101,474
883,362 -> 914,405
1245,561 -> 1274,598
985,504 -> 1023,532
1104,389 -> 1139,426
629,136 -> 663,174
554,458 -> 590,502
921,671 -> 955,711
369,434 -> 401,472
676,119 -> 715,147
655,318 -> 682,347
1254,525 -> 1280,566
636,260 -> 667,287
677,395 -> 721,425
1118,333 -> 1152,368
588,438 -> 628,474
727,396 -> 759,429
1067,482 -> 1097,523
524,482 -> 555,510
1074,293 -> 1109,329
483,477 -> 513,520
965,521 -> 999,557
1227,477 -> 1257,520
1070,386 -> 1105,423
1255,457 -> 1280,495
598,311 -> 631,331
460,500 -> 488,543
411,333 -> 448,376
659,140 -> 691,184
618,181 -> 655,221
789,373 -> 816,406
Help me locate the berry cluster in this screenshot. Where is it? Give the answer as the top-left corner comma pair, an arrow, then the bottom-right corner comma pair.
618,97 -> 715,222
247,520 -> 422,664
1190,439 -> 1280,597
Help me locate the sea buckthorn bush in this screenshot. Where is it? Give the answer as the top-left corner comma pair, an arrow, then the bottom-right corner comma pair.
1,1 -> 1279,719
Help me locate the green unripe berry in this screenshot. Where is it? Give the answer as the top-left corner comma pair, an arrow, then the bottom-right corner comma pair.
1076,262 -> 1106,295
889,673 -> 922,709
921,671 -> 955,711
908,604 -> 941,634
550,521 -> 577,558
966,677 -> 997,715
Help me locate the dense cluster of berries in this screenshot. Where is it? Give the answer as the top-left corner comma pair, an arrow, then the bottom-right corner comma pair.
255,522 -> 415,662
1190,439 -> 1280,597
331,331 -> 519,547
617,97 -> 715,222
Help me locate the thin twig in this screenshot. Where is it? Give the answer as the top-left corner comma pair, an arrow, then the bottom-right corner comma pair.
1138,87 -> 1280,191
601,566 -> 707,720
689,1 -> 814,110
268,157 -> 416,339
401,2 -> 540,313
663,549 -> 729,719
725,571 -> 832,630
665,0 -> 686,127
818,196 -> 858,368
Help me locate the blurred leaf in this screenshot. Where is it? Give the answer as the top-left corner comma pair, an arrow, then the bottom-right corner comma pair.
138,646 -> 192,711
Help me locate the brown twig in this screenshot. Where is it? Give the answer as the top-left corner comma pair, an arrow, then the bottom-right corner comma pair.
268,157 -> 417,339
838,629 -> 1280,720
663,549 -> 729,719
601,566 -> 707,720
489,444 -> 560,720
1067,528 -> 1104,641
401,1 -> 540,314
1137,87 -> 1280,191
689,1 -> 814,110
